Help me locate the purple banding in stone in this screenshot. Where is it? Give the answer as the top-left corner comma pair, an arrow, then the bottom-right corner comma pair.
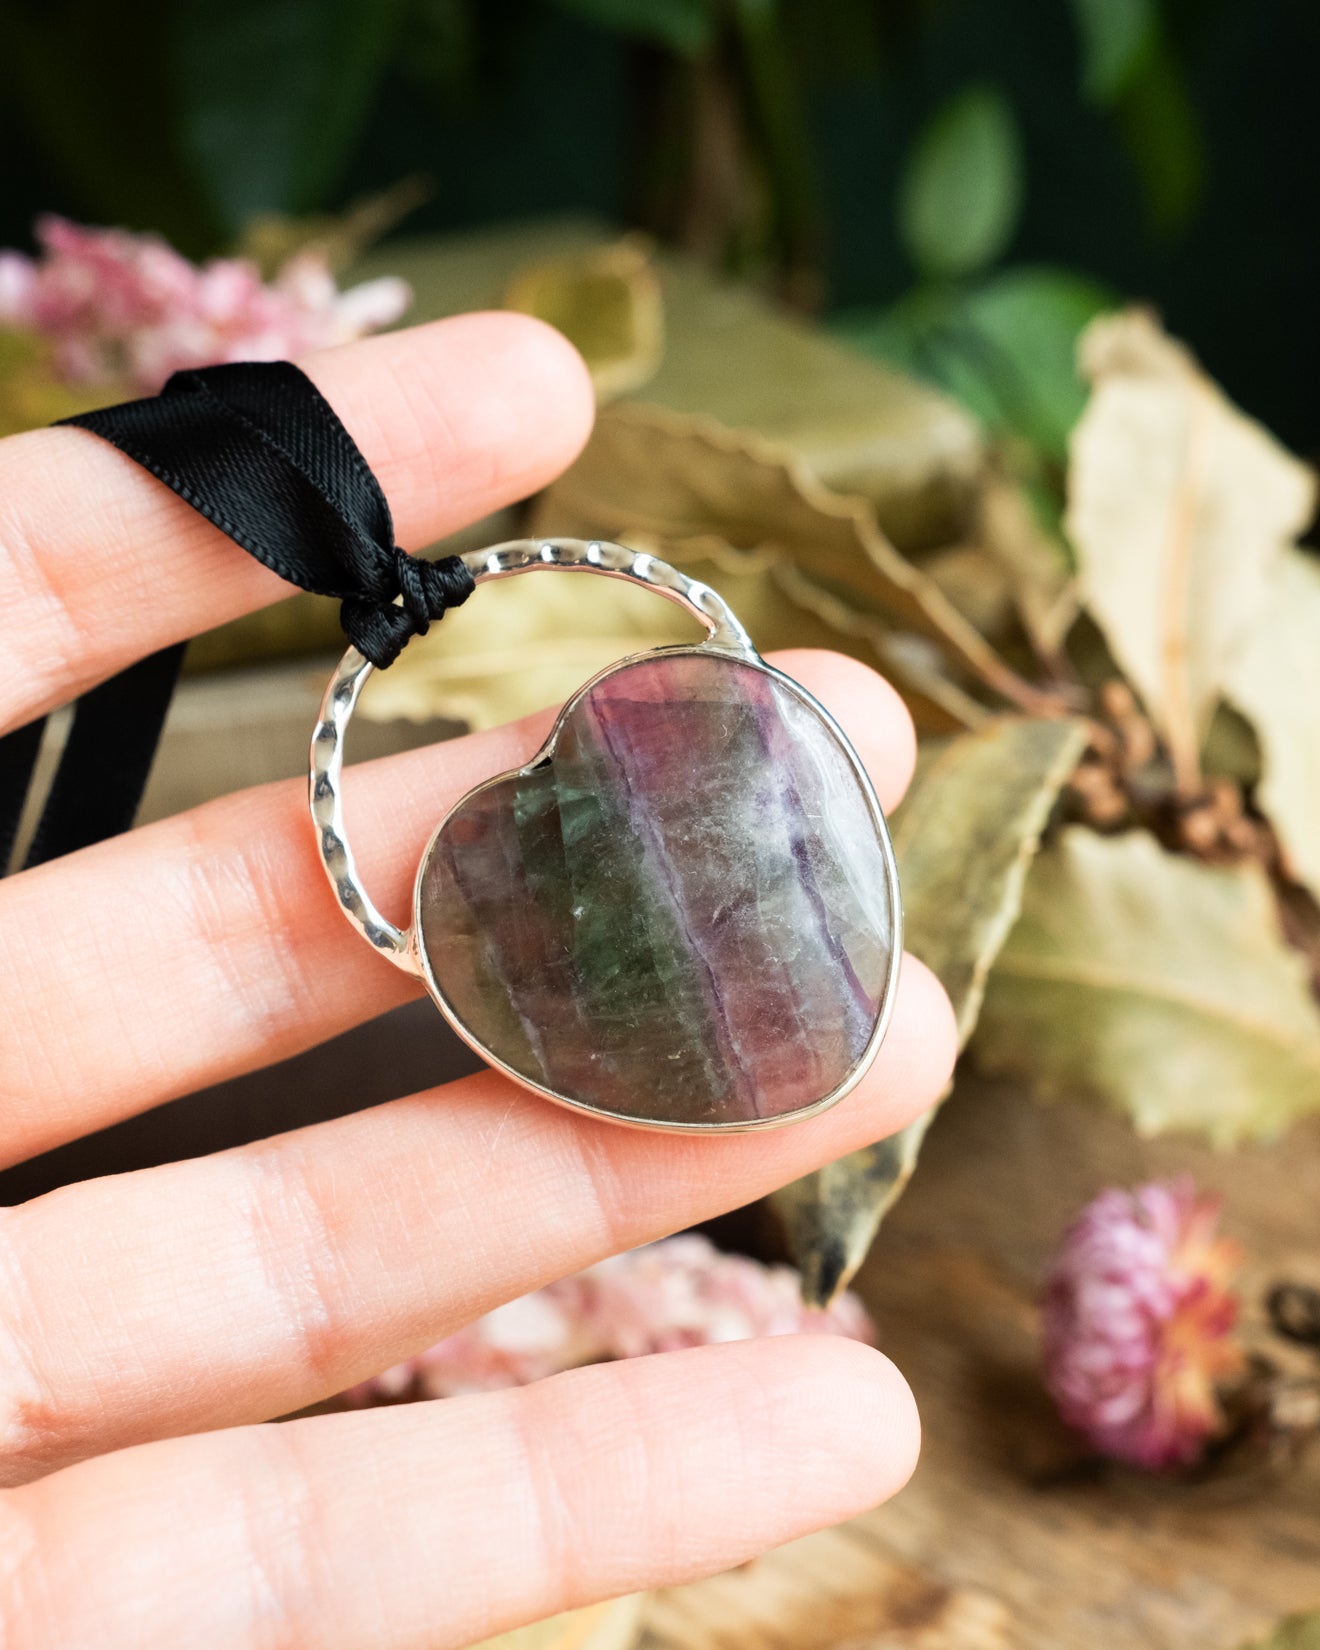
417,651 -> 895,1126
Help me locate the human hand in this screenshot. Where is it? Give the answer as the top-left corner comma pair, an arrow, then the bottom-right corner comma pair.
0,314 -> 956,1648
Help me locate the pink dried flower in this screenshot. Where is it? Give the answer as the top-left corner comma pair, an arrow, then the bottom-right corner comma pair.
0,250 -> 37,328
0,215 -> 410,394
344,1234 -> 875,1405
1042,1177 -> 1244,1470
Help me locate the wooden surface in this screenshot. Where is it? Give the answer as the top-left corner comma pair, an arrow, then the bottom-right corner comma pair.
641,1078 -> 1320,1650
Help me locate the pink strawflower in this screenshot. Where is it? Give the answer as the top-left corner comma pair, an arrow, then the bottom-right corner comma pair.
0,250 -> 37,327
344,1234 -> 875,1405
0,215 -> 409,394
1042,1177 -> 1244,1470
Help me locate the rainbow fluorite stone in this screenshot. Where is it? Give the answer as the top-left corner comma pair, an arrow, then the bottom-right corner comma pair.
417,650 -> 897,1128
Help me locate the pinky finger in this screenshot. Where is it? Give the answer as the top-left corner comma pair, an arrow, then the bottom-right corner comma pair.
2,1336 -> 919,1650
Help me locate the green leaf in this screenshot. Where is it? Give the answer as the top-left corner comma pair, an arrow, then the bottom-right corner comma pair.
772,715 -> 1087,1304
1228,549 -> 1320,900
837,289 -> 1018,441
1240,1613 -> 1320,1650
550,0 -> 717,55
976,827 -> 1320,1146
839,266 -> 1114,462
1068,0 -> 1157,103
393,0 -> 480,101
1114,32 -> 1205,236
1068,311 -> 1316,794
898,85 -> 1024,280
173,0 -> 409,233
0,0 -> 224,253
959,267 -> 1115,458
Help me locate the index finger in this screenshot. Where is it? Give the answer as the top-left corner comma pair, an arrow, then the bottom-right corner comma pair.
0,312 -> 596,737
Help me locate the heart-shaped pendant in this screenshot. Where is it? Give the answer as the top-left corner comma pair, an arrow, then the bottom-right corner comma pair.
312,540 -> 901,1133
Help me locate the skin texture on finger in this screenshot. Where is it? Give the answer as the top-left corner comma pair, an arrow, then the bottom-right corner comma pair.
0,952 -> 950,1484
2,1337 -> 920,1650
0,312 -> 596,737
0,650 -> 916,1166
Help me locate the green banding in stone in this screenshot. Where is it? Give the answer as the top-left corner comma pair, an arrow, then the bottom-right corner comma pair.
581,689 -> 769,1117
546,725 -> 731,1116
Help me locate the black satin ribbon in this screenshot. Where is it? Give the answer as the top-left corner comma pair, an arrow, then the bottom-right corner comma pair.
0,359 -> 475,874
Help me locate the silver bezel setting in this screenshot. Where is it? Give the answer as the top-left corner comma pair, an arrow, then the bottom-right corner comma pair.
311,538 -> 903,1135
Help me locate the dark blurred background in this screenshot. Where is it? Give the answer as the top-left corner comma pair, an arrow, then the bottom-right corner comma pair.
1,0 -> 1316,451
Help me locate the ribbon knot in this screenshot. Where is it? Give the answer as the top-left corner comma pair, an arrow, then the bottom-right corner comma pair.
341,543 -> 475,669
3,356 -> 478,873
60,359 -> 477,670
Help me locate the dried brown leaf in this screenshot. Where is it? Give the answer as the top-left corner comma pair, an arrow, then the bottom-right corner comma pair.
977,470 -> 1080,657
629,533 -> 989,734
0,330 -> 125,438
235,176 -> 434,276
471,1594 -> 646,1650
893,720 -> 1090,1036
1228,548 -> 1320,899
358,567 -> 701,730
533,402 -> 1050,719
921,543 -> 1018,641
359,538 -> 983,739
773,715 -> 1087,1304
353,218 -> 984,552
1239,1614 -> 1320,1650
1067,309 -> 1316,791
976,826 -> 1320,1145
504,237 -> 664,403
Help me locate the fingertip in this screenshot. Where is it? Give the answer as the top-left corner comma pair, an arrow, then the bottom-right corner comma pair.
751,1334 -> 922,1517
825,1337 -> 922,1503
305,310 -> 596,544
510,308 -> 597,420
580,1335 -> 921,1566
900,953 -> 959,1101
456,309 -> 597,474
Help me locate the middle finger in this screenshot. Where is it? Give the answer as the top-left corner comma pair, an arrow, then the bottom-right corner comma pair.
0,650 -> 916,1167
